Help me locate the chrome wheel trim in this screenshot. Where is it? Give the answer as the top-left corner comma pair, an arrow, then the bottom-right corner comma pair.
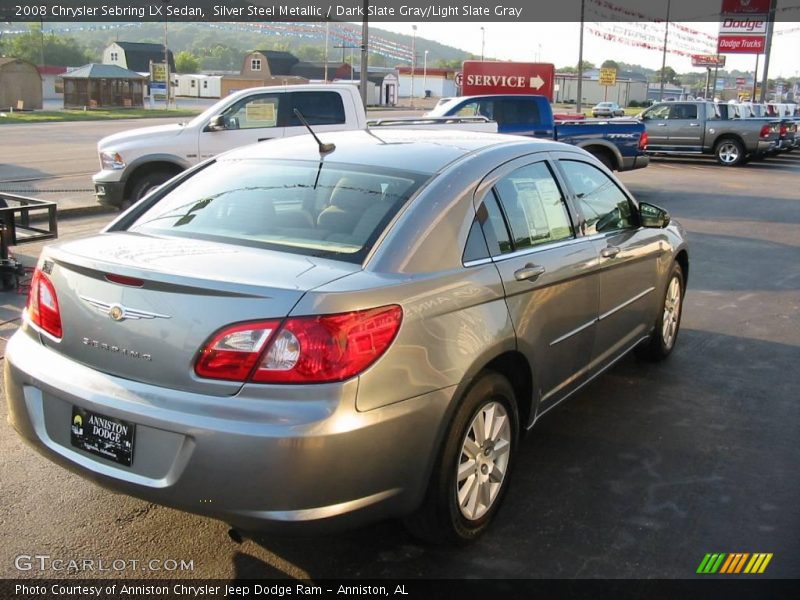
718,142 -> 740,164
661,275 -> 682,349
456,400 -> 511,521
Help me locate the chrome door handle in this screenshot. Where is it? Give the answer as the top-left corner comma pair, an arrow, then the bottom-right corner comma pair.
514,263 -> 546,282
688,123 -> 700,127
601,246 -> 621,259
656,123 -> 667,127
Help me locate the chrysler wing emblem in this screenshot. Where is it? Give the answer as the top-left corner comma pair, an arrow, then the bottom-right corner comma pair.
80,296 -> 171,322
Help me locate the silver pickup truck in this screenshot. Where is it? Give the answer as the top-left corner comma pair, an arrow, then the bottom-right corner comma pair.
639,101 -> 780,166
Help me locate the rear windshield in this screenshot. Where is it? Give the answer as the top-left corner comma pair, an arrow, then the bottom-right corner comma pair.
129,159 -> 428,263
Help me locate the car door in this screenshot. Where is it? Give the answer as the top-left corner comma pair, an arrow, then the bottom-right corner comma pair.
665,103 -> 703,151
557,159 -> 663,372
641,104 -> 672,149
473,155 -> 600,417
197,91 -> 285,160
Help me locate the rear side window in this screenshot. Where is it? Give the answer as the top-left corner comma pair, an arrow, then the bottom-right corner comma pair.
129,159 -> 427,263
498,98 -> 539,125
492,162 -> 573,250
669,104 -> 697,119
288,91 -> 346,126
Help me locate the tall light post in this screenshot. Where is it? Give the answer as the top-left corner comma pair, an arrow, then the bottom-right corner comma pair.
423,50 -> 428,99
410,25 -> 417,108
162,0 -> 171,109
480,27 -> 485,61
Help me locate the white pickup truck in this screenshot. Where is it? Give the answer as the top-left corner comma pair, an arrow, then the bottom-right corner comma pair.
93,84 -> 496,208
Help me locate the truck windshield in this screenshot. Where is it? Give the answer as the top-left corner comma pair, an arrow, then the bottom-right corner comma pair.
129,159 -> 428,264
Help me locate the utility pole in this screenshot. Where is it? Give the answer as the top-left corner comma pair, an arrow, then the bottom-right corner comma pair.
752,53 -> 759,100
324,20 -> 329,83
480,27 -> 485,61
576,0 -> 584,115
359,0 -> 368,108
658,0 -> 672,101
163,0 -> 171,109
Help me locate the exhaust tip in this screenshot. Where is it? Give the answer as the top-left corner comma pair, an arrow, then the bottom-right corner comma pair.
228,528 -> 244,544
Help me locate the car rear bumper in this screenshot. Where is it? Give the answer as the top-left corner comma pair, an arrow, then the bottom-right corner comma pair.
4,329 -> 452,533
620,154 -> 650,171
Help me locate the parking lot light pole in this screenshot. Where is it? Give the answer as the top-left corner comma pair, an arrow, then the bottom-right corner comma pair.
410,25 -> 417,108
480,27 -> 485,61
423,50 -> 428,99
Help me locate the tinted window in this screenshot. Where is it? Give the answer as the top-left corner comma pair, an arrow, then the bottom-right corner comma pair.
471,193 -> 513,258
463,219 -> 489,263
129,160 -> 426,263
288,91 -> 346,126
221,94 -> 279,129
492,162 -> 573,250
559,160 -> 635,235
669,104 -> 698,119
497,98 -> 539,125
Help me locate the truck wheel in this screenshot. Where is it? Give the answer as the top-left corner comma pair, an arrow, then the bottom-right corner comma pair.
590,150 -> 614,170
715,138 -> 745,166
404,371 -> 519,544
129,171 -> 174,205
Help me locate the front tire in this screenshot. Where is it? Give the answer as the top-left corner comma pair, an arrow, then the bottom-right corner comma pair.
715,138 -> 745,166
638,262 -> 684,361
128,170 -> 174,205
404,371 -> 519,544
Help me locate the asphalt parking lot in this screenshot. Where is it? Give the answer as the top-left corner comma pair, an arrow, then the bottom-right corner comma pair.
0,144 -> 798,580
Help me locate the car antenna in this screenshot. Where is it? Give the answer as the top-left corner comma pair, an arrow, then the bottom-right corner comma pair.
293,109 -> 335,155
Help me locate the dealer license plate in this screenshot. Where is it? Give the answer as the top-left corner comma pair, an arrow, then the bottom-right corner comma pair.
70,406 -> 135,467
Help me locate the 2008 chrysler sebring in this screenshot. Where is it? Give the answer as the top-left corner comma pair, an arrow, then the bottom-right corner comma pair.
5,130 -> 687,543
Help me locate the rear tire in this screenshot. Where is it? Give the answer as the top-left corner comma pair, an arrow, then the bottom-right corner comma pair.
637,262 -> 684,361
404,371 -> 519,544
714,138 -> 745,166
591,150 -> 614,170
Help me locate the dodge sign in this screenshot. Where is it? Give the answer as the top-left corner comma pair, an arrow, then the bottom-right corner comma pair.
461,61 -> 555,100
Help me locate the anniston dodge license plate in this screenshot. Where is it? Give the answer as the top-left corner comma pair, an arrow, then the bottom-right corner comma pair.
70,407 -> 136,467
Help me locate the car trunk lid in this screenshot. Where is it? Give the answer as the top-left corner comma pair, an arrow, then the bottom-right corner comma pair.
36,233 -> 358,395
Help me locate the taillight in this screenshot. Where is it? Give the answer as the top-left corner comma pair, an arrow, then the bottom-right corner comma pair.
779,124 -> 787,137
759,124 -> 772,138
27,268 -> 63,339
638,131 -> 648,150
194,305 -> 403,384
195,320 -> 281,381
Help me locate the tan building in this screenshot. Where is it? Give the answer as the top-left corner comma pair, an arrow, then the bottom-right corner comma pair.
0,58 -> 43,110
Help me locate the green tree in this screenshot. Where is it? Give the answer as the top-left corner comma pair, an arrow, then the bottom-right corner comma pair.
577,60 -> 595,72
295,45 -> 324,61
174,51 -> 200,74
5,24 -> 92,66
601,59 -> 620,70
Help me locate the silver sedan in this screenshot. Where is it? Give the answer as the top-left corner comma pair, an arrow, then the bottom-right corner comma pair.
5,129 -> 688,543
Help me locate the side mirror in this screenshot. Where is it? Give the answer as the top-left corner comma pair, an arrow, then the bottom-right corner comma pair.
640,202 -> 670,228
206,115 -> 226,131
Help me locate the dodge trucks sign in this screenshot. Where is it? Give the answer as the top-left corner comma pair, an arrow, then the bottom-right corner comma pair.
461,61 -> 555,101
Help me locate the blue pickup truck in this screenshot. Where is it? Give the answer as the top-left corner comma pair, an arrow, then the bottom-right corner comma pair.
427,95 -> 649,171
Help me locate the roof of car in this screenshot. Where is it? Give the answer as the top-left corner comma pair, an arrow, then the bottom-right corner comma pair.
219,129 -> 559,174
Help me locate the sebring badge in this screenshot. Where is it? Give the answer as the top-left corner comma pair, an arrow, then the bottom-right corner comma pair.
79,296 -> 171,322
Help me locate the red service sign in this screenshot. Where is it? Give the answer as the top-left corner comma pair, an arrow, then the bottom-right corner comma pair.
721,0 -> 771,13
461,61 -> 555,100
718,35 -> 766,53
